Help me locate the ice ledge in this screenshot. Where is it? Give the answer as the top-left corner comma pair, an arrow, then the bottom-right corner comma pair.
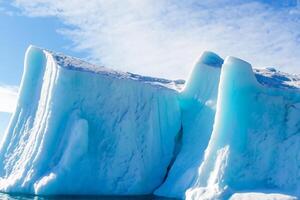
25,46 -> 300,92
25,45 -> 185,91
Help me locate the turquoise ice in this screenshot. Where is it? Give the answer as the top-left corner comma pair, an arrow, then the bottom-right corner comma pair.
0,46 -> 300,200
186,57 -> 300,200
155,51 -> 223,198
0,46 -> 182,195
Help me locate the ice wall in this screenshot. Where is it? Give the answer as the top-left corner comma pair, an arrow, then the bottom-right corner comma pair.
186,57 -> 300,200
155,52 -> 223,198
1,46 -> 300,200
0,46 -> 182,195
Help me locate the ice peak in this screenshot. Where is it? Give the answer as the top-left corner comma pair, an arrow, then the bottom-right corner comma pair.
181,51 -> 222,101
224,56 -> 251,68
27,44 -> 40,50
222,56 -> 258,87
198,51 -> 224,68
25,45 -> 45,56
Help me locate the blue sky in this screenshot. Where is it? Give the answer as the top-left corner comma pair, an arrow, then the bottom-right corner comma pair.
0,3 -> 84,86
0,0 -> 300,132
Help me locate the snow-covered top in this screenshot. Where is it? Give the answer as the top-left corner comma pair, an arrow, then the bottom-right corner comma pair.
254,68 -> 300,89
46,49 -> 185,91
43,47 -> 300,91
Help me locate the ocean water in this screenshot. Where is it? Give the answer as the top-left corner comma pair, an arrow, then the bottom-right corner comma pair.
0,193 -> 179,200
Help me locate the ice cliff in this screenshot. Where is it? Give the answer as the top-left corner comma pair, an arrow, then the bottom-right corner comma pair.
0,46 -> 182,195
0,46 -> 300,200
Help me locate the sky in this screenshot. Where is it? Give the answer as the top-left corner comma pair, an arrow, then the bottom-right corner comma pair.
0,0 -> 300,131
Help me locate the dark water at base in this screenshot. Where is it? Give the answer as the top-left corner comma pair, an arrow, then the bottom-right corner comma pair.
0,193 -> 179,200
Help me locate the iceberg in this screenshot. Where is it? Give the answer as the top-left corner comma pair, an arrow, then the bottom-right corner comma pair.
0,46 -> 182,195
0,46 -> 300,200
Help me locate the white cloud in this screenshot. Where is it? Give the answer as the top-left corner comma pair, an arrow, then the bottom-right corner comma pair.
10,0 -> 300,79
0,85 -> 18,113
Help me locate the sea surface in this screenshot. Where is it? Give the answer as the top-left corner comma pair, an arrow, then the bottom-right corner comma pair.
0,193 -> 179,200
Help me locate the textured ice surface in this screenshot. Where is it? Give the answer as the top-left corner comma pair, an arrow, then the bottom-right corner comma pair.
155,52 -> 223,198
0,46 -> 300,200
0,46 -> 182,195
185,57 -> 300,200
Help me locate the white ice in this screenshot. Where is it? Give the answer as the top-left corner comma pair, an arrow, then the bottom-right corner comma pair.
0,46 -> 300,200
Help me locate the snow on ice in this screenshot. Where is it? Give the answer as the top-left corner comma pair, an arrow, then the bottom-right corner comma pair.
0,46 -> 299,200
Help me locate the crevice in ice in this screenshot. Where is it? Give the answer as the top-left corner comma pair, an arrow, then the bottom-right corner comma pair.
155,125 -> 183,192
173,126 -> 184,165
167,126 -> 183,179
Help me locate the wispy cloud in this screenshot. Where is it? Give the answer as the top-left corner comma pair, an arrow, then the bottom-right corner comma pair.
0,85 -> 18,113
7,0 -> 300,79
